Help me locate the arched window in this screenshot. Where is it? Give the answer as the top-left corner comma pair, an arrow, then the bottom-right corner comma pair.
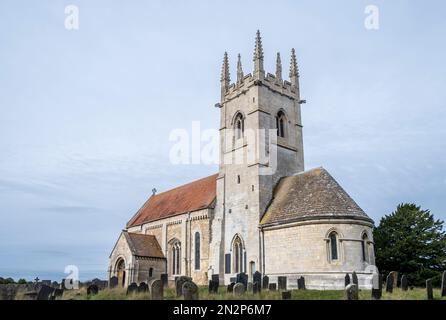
195,232 -> 201,270
232,235 -> 244,273
276,111 -> 286,138
149,267 -> 153,278
171,240 -> 181,275
362,233 -> 369,262
329,232 -> 338,261
234,113 -> 244,140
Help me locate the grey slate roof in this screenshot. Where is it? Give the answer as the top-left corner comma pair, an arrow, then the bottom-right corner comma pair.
123,231 -> 165,259
260,167 -> 373,226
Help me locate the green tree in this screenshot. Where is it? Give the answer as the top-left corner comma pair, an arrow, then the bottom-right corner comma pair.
17,278 -> 27,284
374,203 -> 446,286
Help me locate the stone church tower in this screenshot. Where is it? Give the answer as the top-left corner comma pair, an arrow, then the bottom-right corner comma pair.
109,31 -> 376,290
210,31 -> 306,283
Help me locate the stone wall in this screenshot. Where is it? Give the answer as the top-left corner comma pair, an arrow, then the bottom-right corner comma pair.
262,219 -> 375,289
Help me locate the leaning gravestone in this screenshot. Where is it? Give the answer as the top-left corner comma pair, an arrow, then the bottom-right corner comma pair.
297,276 -> 306,290
262,275 -> 269,290
282,291 -> 291,300
149,279 -> 163,300
426,279 -> 433,300
269,283 -> 277,291
37,285 -> 55,300
389,271 -> 398,288
175,276 -> 192,297
51,288 -> 64,300
87,284 -> 99,296
441,271 -> 446,297
371,273 -> 382,300
352,272 -> 359,286
109,276 -> 118,289
233,283 -> 246,296
344,284 -> 358,300
253,271 -> 262,292
138,282 -> 148,293
182,281 -> 199,300
386,273 -> 394,293
126,282 -> 138,295
278,276 -> 287,290
401,275 -> 408,291
345,273 -> 351,287
227,282 -> 235,293
247,282 -> 253,293
160,274 -> 168,287
0,284 -> 19,300
236,272 -> 248,289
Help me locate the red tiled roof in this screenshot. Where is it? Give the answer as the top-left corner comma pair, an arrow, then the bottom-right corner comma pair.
127,174 -> 218,227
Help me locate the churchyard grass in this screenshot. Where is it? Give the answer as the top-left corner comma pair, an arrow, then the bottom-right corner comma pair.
52,286 -> 445,300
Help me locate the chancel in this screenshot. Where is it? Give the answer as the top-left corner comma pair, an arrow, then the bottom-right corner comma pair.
108,31 -> 376,290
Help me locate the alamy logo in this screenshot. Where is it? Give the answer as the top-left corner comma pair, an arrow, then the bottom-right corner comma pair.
64,5 -> 79,30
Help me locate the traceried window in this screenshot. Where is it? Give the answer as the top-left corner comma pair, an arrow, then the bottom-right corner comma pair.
232,235 -> 244,273
171,240 -> 181,275
362,233 -> 369,262
195,232 -> 201,270
276,111 -> 286,138
234,113 -> 244,140
329,232 -> 338,261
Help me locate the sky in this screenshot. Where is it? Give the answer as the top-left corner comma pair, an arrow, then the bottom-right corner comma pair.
0,0 -> 445,281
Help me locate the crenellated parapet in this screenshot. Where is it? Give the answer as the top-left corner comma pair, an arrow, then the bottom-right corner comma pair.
219,30 -> 300,103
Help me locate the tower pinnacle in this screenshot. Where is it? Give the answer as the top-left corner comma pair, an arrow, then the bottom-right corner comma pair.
289,48 -> 299,89
237,54 -> 244,84
253,30 -> 264,78
220,52 -> 230,99
276,52 -> 282,82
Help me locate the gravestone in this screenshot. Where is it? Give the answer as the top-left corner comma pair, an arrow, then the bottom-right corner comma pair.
278,276 -> 287,290
236,272 -> 248,289
87,284 -> 99,295
175,276 -> 192,297
126,282 -> 138,295
297,276 -> 306,290
51,288 -> 64,300
344,284 -> 358,300
268,283 -> 277,291
227,282 -> 235,293
282,291 -> 291,300
230,277 -> 237,283
253,282 -> 259,294
247,282 -> 253,293
37,285 -> 55,300
389,271 -> 398,288
345,273 -> 351,287
441,271 -> 446,297
182,281 -> 199,300
386,273 -> 394,293
253,271 -> 262,292
352,271 -> 358,286
138,282 -> 148,293
149,279 -> 163,300
109,276 -> 118,289
208,275 -> 219,294
0,284 -> 19,300
371,273 -> 382,300
233,283 -> 245,296
60,279 -> 67,290
426,279 -> 433,300
262,275 -> 269,290
401,275 -> 408,291
160,274 -> 168,287
51,281 -> 59,288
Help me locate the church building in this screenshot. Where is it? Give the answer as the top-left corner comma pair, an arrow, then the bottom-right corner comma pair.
108,31 -> 376,290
